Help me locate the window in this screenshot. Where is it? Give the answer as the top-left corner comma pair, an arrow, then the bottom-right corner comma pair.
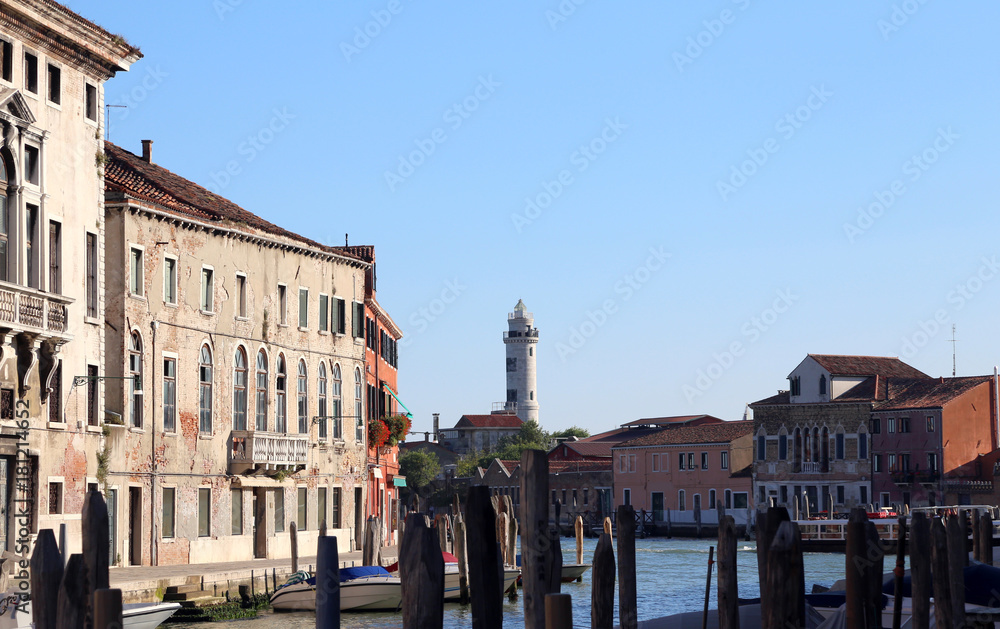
297,360 -> 308,434
926,416 -> 935,432
858,432 -> 868,459
317,362 -> 328,440
899,417 -> 910,434
859,486 -> 868,505
701,452 -> 709,470
46,64 -> 60,104
778,434 -> 787,460
129,248 -> 144,296
334,298 -> 346,334
24,146 -> 39,185
331,487 -> 341,528
733,492 -> 748,509
129,332 -> 143,428
198,487 -> 211,537
819,375 -> 827,395
0,160 -> 8,282
678,490 -> 685,511
721,451 -> 729,470
48,481 -> 63,515
628,454 -> 636,473
331,364 -> 342,439
880,492 -> 891,509
928,453 -> 938,472
163,358 -> 176,432
318,487 -> 328,530
725,489 -> 732,509
47,362 -> 62,423
201,267 -> 214,312
790,375 -> 801,396
623,488 -> 631,507
297,488 -> 307,530
48,222 -> 61,293
0,39 -> 11,82
651,454 -> 659,472
274,489 -> 285,533
873,454 -> 882,473
888,453 -> 897,471
366,317 -> 377,351
85,83 -> 97,120
199,345 -> 213,433
709,489 -> 717,509
693,493 -> 702,511
255,350 -> 268,431
298,288 -> 309,328
162,487 -> 175,538
233,348 -> 248,431
779,486 -> 787,504
687,453 -> 695,470
25,204 -> 37,287
678,453 -> 685,470
278,284 -> 287,325
552,489 -> 558,505
163,257 -> 177,304
86,365 -> 98,426
352,302 -> 364,338
24,51 -> 37,93
836,485 -> 845,505
354,368 -> 363,441
900,453 -> 910,470
86,234 -> 98,317
231,488 -> 243,535
757,434 -> 765,461
583,488 -> 589,505
236,274 -> 247,318
319,295 -> 329,332
835,432 -> 844,460
872,418 -> 881,434
887,418 -> 896,433
275,355 -> 287,433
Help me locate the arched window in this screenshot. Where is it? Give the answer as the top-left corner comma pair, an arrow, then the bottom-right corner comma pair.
709,489 -> 716,510
129,332 -> 143,428
317,362 -> 328,440
332,364 -> 342,439
858,426 -> 868,460
354,367 -> 363,442
0,151 -> 9,281
297,359 -> 308,434
756,430 -> 766,462
255,350 -> 268,431
233,347 -> 248,431
678,490 -> 686,512
275,354 -> 287,433
819,374 -> 827,395
199,345 -> 213,433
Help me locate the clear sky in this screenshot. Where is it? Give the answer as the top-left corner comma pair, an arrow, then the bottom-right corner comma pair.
64,1 -> 1000,436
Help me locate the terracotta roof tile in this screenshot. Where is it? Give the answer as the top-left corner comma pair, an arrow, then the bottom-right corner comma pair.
807,354 -> 928,379
613,421 -> 754,449
558,441 -> 614,458
872,376 -> 992,411
620,414 -> 725,428
455,414 -> 524,429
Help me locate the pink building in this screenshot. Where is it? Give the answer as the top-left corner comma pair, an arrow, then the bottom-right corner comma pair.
611,421 -> 754,521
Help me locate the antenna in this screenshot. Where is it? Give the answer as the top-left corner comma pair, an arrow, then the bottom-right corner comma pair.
105,104 -> 127,141
950,324 -> 958,377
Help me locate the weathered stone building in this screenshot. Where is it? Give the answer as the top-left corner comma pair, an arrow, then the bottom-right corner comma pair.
751,354 -> 928,514
102,141 -> 372,565
0,1 -> 139,556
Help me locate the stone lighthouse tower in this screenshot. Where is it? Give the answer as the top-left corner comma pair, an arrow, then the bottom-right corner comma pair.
503,299 -> 539,423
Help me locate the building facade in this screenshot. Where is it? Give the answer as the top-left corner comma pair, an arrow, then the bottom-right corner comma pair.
503,300 -> 538,422
439,412 -> 523,456
102,141 -> 372,565
0,1 -> 139,556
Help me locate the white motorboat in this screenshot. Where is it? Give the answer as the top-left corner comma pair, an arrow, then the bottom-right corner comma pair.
442,565 -> 521,600
0,593 -> 180,629
269,567 -> 402,612
560,563 -> 592,582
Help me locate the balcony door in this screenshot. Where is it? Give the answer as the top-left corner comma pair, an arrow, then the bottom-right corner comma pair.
253,488 -> 266,558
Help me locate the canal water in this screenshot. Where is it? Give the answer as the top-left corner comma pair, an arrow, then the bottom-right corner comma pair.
170,536 -> 866,628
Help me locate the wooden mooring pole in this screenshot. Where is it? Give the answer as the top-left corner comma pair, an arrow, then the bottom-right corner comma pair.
909,512 -> 931,629
521,449 -> 558,629
617,505 -> 637,629
592,532 -> 615,629
400,512 -> 444,629
931,518 -> 954,629
945,514 -> 966,628
466,486 -> 502,629
93,588 -> 124,629
756,506 -> 789,624
453,516 -> 470,605
892,517 -> 907,629
290,521 -> 299,574
544,593 -> 573,629
315,535 -> 340,629
981,512 -> 994,566
763,521 -> 803,629
718,515 -> 739,629
702,546 -> 715,629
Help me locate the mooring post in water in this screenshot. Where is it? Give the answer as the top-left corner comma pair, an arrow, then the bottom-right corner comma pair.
544,593 -> 573,629
892,517 -> 908,629
453,516 -> 470,605
30,529 -> 62,629
521,449 -> 557,629
945,514 -> 966,628
592,532 -> 615,629
981,512 -> 994,566
400,512 -> 444,629
957,510 -> 970,567
931,518 -> 954,629
575,516 -> 584,565
755,506 -> 789,624
702,546 -> 715,629
763,521 -> 803,629
909,512 -> 931,629
845,507 -> 868,629
617,505 -> 637,629
315,535 -> 340,629
290,521 -> 299,574
467,486 -> 503,629
718,515 -> 739,629
864,520 -> 883,629
93,588 -> 124,629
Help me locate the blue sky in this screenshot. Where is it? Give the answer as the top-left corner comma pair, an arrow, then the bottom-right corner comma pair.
66,1 -> 1000,436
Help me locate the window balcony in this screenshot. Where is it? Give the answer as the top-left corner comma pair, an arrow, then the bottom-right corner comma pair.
890,470 -> 915,485
0,281 -> 72,339
229,430 -> 308,472
801,462 -> 821,473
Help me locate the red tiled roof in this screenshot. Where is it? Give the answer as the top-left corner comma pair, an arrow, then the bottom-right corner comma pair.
613,421 -> 754,449
455,414 -> 524,429
620,414 -> 725,428
750,391 -> 791,407
579,426 -> 662,444
550,460 -> 612,473
559,441 -> 614,458
104,142 -> 366,263
872,376 -> 992,411
807,355 -> 928,379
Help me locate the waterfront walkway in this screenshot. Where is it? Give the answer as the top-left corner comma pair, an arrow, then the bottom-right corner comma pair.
110,545 -> 399,603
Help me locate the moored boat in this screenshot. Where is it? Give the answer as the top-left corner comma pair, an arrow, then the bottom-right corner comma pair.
560,563 -> 592,583
0,594 -> 180,629
269,566 -> 402,612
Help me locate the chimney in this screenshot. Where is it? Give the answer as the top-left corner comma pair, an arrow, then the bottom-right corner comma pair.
141,139 -> 153,163
432,413 -> 440,442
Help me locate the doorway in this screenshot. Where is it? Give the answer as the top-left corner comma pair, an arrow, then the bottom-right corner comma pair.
129,486 -> 142,565
253,488 -> 267,558
354,487 -> 363,551
107,488 -> 117,565
651,492 -> 664,522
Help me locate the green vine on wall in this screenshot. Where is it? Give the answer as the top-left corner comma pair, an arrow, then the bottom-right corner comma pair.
96,423 -> 111,492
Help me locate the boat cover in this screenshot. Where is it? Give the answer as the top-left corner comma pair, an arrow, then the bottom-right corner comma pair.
881,562 -> 1000,607
341,565 -> 391,581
